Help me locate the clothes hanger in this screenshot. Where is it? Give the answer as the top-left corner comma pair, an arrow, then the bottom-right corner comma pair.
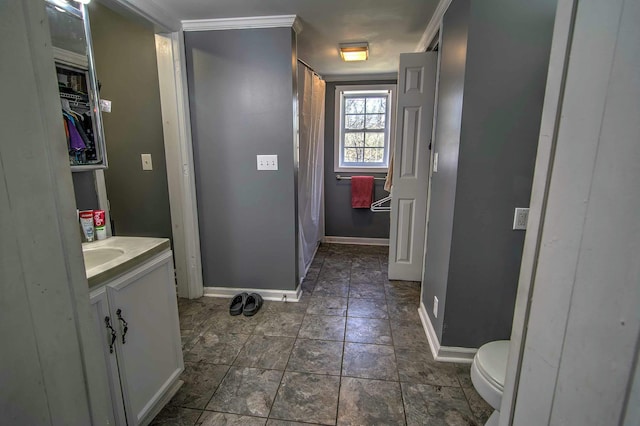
370,188 -> 392,212
61,98 -> 73,114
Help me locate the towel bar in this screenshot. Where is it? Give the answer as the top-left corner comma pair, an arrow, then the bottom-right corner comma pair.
335,174 -> 385,181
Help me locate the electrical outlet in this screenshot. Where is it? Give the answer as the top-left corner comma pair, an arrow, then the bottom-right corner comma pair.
100,99 -> 112,113
433,296 -> 439,318
513,207 -> 529,230
141,153 -> 153,171
257,154 -> 278,170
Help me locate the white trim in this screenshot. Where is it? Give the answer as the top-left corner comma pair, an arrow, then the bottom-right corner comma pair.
419,302 -> 477,364
204,284 -> 302,302
182,15 -> 302,33
500,0 -> 578,423
154,32 -> 204,300
52,47 -> 88,69
323,236 -> 389,246
334,84 -> 396,173
415,0 -> 453,52
324,73 -> 398,82
419,302 -> 441,360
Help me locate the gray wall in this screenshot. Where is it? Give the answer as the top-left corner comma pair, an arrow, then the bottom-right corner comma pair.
324,80 -> 396,239
72,171 -> 99,211
185,28 -> 298,291
88,2 -> 172,240
422,0 -> 469,339
422,0 -> 556,347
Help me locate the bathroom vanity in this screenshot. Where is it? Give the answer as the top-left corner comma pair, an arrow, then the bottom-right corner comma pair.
85,237 -> 183,425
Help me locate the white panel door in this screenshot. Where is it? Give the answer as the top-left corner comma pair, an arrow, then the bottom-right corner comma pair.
388,52 -> 438,281
107,251 -> 184,425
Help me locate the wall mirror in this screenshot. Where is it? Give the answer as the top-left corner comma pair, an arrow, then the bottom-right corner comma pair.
45,0 -> 107,170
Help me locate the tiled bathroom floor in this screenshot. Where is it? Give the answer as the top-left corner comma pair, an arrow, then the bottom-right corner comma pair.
151,244 -> 492,425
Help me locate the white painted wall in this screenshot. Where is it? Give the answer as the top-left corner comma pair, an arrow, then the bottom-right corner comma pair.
0,1 -> 112,423
509,0 -> 640,423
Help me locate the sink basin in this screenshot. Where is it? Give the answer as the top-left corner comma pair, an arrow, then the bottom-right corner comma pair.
83,247 -> 125,270
82,237 -> 171,287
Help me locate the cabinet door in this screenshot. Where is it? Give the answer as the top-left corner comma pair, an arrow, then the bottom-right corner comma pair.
107,251 -> 184,425
89,288 -> 128,425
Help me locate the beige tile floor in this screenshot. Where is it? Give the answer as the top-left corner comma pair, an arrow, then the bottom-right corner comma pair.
151,244 -> 492,425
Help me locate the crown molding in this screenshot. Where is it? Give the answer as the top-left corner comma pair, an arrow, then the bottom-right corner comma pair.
182,15 -> 302,33
415,0 -> 453,52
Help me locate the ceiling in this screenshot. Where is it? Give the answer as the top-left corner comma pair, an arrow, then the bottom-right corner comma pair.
137,0 -> 439,77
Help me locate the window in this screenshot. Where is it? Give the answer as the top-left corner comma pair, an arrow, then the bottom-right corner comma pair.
334,84 -> 396,172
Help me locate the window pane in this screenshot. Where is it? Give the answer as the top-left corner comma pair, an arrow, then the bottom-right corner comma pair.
345,98 -> 365,114
344,147 -> 363,163
366,97 -> 387,114
364,132 -> 385,147
344,132 -> 364,147
363,148 -> 384,163
365,114 -> 385,129
345,114 -> 365,129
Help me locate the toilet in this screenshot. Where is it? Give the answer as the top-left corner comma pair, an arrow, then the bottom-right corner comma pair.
470,340 -> 510,426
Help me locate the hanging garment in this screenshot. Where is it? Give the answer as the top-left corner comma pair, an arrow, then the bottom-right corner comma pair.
64,115 -> 86,151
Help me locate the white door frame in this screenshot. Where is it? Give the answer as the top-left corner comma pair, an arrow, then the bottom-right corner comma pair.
155,31 -> 204,299
498,0 -> 576,422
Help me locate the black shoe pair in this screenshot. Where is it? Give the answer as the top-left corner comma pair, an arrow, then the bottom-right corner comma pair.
229,292 -> 263,316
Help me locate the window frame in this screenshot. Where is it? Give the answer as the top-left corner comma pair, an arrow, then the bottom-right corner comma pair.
334,84 -> 396,173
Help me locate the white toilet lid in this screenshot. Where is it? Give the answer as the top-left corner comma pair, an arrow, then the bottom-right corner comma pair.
475,340 -> 510,392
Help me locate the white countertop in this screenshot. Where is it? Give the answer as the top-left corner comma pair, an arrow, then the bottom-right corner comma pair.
83,236 -> 170,288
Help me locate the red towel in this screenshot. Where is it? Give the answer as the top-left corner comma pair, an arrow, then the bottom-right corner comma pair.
351,176 -> 375,208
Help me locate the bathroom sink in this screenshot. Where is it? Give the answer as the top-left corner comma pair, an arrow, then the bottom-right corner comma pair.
82,237 -> 171,287
83,247 -> 125,270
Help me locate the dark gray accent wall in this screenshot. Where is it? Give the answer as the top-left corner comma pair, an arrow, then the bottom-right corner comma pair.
185,28 -> 298,291
422,0 -> 470,340
324,80 -> 396,239
71,171 -> 99,211
422,0 -> 556,347
88,2 -> 172,240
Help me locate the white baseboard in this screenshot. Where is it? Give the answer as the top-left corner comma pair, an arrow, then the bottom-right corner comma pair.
204,284 -> 302,302
323,236 -> 389,246
418,302 -> 477,364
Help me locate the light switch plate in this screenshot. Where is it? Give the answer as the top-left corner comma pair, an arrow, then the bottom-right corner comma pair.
433,296 -> 439,318
141,153 -> 153,171
433,152 -> 438,173
513,207 -> 529,230
257,154 -> 278,170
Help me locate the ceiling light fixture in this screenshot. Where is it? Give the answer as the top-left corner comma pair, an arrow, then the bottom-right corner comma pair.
339,42 -> 369,62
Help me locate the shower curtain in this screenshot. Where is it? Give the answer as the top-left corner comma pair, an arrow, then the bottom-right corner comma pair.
298,66 -> 325,277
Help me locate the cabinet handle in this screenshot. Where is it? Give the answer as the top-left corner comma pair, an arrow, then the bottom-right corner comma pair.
116,309 -> 129,344
104,316 -> 117,354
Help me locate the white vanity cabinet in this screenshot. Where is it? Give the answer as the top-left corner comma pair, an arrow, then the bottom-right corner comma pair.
89,249 -> 183,425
